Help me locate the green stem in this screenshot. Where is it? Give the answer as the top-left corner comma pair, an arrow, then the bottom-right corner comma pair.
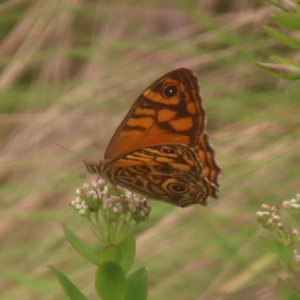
93,210 -> 108,243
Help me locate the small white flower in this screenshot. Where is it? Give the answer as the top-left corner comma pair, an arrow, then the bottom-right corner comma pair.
83,183 -> 90,189
271,206 -> 279,212
261,204 -> 270,210
86,190 -> 96,197
81,202 -> 88,209
91,180 -> 98,187
256,211 -> 264,217
291,204 -> 300,209
75,204 -> 81,210
282,200 -> 291,208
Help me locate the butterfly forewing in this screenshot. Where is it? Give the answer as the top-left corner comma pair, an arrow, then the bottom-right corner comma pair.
104,68 -> 206,159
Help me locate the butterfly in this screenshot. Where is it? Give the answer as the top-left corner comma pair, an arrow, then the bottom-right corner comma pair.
84,68 -> 221,207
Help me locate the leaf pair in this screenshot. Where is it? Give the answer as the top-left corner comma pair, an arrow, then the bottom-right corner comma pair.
255,3 -> 300,80
50,225 -> 148,300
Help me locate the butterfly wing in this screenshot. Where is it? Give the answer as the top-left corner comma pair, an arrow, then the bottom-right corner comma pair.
104,68 -> 221,189
104,68 -> 205,159
103,144 -> 218,207
197,133 -> 221,187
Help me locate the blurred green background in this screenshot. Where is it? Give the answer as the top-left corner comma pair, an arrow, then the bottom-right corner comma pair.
0,1 -> 299,299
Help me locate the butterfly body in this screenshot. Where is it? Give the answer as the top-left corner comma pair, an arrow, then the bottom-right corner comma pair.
85,68 -> 221,207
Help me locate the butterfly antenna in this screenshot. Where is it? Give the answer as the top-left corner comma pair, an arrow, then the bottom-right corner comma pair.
55,165 -> 85,189
54,143 -> 78,155
54,143 -> 91,188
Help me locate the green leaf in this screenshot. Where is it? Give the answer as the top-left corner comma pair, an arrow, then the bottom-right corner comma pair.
99,244 -> 122,265
263,25 -> 300,50
95,261 -> 127,300
49,266 -> 88,300
270,13 -> 300,30
276,277 -> 300,300
267,0 -> 294,12
270,56 -> 300,67
125,268 -> 148,300
259,237 -> 289,261
63,224 -> 98,265
254,61 -> 300,80
118,232 -> 136,274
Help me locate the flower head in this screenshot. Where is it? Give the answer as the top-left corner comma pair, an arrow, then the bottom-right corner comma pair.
256,204 -> 281,230
256,195 -> 300,247
71,180 -> 151,244
282,194 -> 300,219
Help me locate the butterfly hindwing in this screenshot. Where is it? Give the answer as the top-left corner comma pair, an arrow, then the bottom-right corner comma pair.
109,165 -> 213,207
104,144 -> 217,207
196,133 -> 221,187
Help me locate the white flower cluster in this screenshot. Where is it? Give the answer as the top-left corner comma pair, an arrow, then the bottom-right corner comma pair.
70,180 -> 108,217
282,194 -> 300,219
256,204 -> 282,230
124,190 -> 151,222
256,195 -> 300,247
71,194 -> 90,216
71,179 -> 151,222
70,180 -> 151,244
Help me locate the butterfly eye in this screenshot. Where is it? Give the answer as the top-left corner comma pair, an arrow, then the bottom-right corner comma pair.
169,183 -> 188,193
162,84 -> 178,98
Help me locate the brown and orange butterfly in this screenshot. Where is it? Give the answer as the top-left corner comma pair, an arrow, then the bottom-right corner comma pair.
84,68 -> 221,207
